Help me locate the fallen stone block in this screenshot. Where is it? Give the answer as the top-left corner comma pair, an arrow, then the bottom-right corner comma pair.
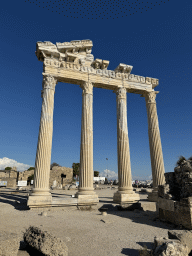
153,237 -> 189,256
168,230 -> 192,253
0,231 -> 21,256
24,226 -> 68,256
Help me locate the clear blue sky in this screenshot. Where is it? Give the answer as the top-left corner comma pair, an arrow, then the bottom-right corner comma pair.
0,0 -> 191,180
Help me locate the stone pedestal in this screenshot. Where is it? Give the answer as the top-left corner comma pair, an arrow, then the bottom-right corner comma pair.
143,91 -> 165,202
27,74 -> 57,208
75,81 -> 99,207
113,88 -> 140,207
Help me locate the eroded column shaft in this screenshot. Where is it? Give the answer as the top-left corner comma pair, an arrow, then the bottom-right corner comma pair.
33,74 -> 57,194
113,87 -> 140,206
79,81 -> 94,194
144,91 -> 165,191
116,88 -> 132,192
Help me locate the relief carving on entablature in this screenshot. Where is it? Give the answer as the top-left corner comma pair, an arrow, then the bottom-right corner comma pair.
116,73 -> 123,79
146,77 -> 152,84
87,67 -> 97,74
140,76 -> 146,83
151,78 -> 159,87
114,63 -> 133,74
80,66 -> 88,72
102,69 -> 110,77
108,71 -> 116,78
38,41 -> 159,90
91,59 -> 109,70
96,69 -> 103,75
37,40 -> 94,66
145,77 -> 159,87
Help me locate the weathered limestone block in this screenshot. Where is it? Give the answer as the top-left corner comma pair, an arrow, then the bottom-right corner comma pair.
153,237 -> 189,256
0,231 -> 21,256
168,230 -> 192,253
158,184 -> 172,199
24,226 -> 68,256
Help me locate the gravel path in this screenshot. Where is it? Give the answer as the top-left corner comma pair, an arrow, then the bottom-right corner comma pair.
0,187 -> 178,256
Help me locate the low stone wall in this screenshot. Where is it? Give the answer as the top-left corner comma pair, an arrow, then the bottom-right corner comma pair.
157,197 -> 192,229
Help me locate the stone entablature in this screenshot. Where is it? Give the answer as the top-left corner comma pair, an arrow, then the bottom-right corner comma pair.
36,40 -> 159,93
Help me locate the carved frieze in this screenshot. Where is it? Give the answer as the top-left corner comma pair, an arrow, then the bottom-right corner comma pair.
38,40 -> 159,89
114,63 -> 133,74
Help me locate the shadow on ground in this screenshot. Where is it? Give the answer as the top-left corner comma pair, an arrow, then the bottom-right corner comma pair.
98,203 -> 176,230
121,248 -> 139,255
0,191 -> 29,211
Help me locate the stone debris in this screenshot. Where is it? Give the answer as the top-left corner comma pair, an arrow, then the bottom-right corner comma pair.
0,231 -> 21,256
153,238 -> 189,256
159,159 -> 192,201
23,226 -> 68,256
41,211 -> 47,216
151,229 -> 192,256
168,230 -> 192,254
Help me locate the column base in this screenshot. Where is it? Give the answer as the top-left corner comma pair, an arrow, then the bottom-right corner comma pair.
113,190 -> 140,208
148,190 -> 158,202
27,189 -> 52,208
75,190 -> 99,208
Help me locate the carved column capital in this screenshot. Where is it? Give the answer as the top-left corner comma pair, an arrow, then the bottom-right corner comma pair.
115,87 -> 127,99
80,81 -> 93,95
144,91 -> 159,104
42,74 -> 57,91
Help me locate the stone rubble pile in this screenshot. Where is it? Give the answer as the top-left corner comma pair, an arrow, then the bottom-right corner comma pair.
158,159 -> 192,201
23,226 -> 68,256
149,230 -> 192,256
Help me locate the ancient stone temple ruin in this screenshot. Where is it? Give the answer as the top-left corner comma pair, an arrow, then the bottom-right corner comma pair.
27,39 -> 165,208
158,158 -> 192,229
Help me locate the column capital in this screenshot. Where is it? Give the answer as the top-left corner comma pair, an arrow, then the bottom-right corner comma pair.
80,81 -> 93,95
114,87 -> 127,99
143,91 -> 159,104
42,74 -> 57,91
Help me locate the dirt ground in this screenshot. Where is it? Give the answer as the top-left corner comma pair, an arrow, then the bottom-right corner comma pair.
0,186 -> 179,256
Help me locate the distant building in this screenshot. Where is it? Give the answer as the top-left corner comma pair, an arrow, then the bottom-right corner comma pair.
49,166 -> 73,187
93,177 -> 105,183
0,168 -> 18,187
0,166 -> 73,188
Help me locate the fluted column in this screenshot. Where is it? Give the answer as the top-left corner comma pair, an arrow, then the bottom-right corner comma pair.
75,81 -> 98,207
144,91 -> 165,202
113,87 -> 140,207
27,74 -> 57,208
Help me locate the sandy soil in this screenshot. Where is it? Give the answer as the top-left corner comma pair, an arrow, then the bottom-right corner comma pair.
0,186 -> 179,256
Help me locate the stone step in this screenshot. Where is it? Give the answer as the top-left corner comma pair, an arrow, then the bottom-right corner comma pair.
52,197 -> 77,206
139,201 -> 157,211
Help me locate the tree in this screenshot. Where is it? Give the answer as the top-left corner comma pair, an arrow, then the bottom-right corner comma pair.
28,167 -> 35,171
50,162 -> 61,170
94,171 -> 99,177
5,167 -> 12,170
27,174 -> 34,185
72,163 -> 80,177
